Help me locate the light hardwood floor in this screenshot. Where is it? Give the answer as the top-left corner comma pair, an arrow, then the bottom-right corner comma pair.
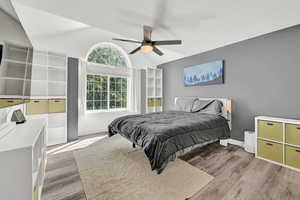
42,134 -> 300,200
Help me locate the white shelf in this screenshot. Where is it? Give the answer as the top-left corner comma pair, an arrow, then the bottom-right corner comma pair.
29,49 -> 68,147
0,42 -> 33,98
146,68 -> 163,113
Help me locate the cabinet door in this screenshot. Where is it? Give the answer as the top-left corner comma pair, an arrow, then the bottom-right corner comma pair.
26,100 -> 48,115
48,99 -> 65,113
257,139 -> 283,163
285,145 -> 300,169
258,120 -> 283,142
286,124 -> 300,146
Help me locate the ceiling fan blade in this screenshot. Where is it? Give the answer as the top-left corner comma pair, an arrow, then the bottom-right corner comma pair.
112,38 -> 141,44
152,46 -> 164,56
152,40 -> 182,45
143,25 -> 152,41
129,46 -> 142,54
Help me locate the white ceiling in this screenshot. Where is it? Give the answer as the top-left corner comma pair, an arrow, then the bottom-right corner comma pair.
11,0 -> 300,66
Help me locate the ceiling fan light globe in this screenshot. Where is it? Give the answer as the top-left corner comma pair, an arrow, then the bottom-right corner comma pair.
141,45 -> 153,53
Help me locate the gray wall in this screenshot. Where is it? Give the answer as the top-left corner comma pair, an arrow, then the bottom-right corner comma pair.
67,57 -> 79,141
159,25 -> 300,141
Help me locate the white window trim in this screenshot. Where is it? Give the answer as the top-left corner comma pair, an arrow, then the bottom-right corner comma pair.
86,73 -> 129,113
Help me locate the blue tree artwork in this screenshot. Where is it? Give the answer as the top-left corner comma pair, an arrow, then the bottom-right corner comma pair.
184,60 -> 224,86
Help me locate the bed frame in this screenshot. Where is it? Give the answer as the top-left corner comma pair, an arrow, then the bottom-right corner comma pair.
174,97 -> 232,130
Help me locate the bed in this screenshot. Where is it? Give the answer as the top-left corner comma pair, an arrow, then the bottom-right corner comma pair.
108,97 -> 232,174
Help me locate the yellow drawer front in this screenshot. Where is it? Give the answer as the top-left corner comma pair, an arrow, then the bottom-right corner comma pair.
148,98 -> 155,107
258,120 -> 283,142
27,100 -> 48,115
285,146 -> 300,169
286,124 -> 300,146
257,139 -> 283,163
49,99 -> 65,113
0,99 -> 24,108
148,98 -> 162,107
155,98 -> 161,107
32,186 -> 38,200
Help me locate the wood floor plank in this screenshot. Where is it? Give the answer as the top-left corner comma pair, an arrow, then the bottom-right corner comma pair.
43,135 -> 300,200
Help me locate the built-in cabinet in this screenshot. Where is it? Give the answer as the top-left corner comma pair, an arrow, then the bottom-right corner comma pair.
145,68 -> 163,113
255,116 -> 300,172
26,50 -> 67,146
0,119 -> 47,200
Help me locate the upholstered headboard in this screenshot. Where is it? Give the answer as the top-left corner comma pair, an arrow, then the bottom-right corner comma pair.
174,97 -> 232,130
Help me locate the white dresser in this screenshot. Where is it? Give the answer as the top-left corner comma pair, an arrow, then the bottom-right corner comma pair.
0,119 -> 47,200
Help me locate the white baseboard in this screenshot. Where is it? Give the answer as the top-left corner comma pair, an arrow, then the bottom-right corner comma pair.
220,139 -> 244,147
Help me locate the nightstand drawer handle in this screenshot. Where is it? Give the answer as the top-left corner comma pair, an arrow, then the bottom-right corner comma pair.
296,150 -> 300,153
266,123 -> 274,126
7,101 -> 14,103
34,101 -> 40,103
296,127 -> 300,130
266,143 -> 273,146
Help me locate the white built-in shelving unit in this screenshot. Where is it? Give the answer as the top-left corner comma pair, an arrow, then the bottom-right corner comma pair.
146,68 -> 163,113
0,42 -> 33,99
0,118 -> 47,200
27,50 -> 68,146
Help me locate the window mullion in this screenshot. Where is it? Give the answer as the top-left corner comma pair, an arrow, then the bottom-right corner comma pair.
106,76 -> 110,111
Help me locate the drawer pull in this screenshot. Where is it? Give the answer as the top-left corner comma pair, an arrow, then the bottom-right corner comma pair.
296,127 -> 300,130
266,122 -> 274,126
266,143 -> 273,146
7,101 -> 14,103
296,150 -> 300,153
54,100 -> 61,102
34,101 -> 40,103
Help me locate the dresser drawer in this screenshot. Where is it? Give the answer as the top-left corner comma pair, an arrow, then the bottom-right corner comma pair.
48,99 -> 65,113
257,139 -> 283,163
258,120 -> 283,142
285,145 -> 300,169
26,100 -> 48,115
286,124 -> 300,146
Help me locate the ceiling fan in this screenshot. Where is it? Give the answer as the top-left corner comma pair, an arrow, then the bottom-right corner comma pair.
112,25 -> 182,56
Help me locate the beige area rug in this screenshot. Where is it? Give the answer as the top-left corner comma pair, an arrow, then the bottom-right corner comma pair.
74,134 -> 213,200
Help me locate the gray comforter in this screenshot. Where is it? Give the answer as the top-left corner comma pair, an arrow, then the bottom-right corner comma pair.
108,111 -> 230,173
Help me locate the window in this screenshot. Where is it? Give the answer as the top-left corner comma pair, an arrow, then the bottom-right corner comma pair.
87,46 -> 128,67
87,74 -> 127,111
86,43 -> 131,112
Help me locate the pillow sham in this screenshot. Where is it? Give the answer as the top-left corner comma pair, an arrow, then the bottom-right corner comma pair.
190,99 -> 211,112
175,98 -> 196,112
191,99 -> 223,115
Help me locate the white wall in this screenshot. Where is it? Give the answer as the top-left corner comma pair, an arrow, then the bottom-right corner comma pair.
78,111 -> 137,136
0,9 -> 31,46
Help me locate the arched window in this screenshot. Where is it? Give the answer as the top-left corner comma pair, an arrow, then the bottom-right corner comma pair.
86,43 -> 130,67
86,43 -> 131,111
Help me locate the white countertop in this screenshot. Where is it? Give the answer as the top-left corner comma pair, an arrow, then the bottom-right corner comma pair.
0,118 -> 46,152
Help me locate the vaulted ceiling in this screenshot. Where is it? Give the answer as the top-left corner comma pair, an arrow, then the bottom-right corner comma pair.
10,0 -> 300,67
